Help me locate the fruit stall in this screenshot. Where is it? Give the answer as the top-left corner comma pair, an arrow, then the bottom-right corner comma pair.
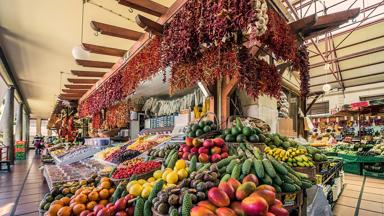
35,0 -> 359,215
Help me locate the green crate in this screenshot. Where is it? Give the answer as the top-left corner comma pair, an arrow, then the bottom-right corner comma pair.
363,169 -> 384,179
343,162 -> 361,175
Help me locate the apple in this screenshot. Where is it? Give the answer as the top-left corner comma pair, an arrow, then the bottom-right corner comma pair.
191,147 -> 198,154
199,153 -> 209,163
124,194 -> 135,203
94,205 -> 104,214
198,147 -> 209,154
221,145 -> 228,153
221,152 -> 229,159
186,137 -> 194,146
183,146 -> 191,153
178,151 -> 183,157
108,205 -> 117,214
211,153 -> 222,163
180,144 -> 187,149
182,152 -> 189,160
126,206 -> 134,216
213,138 -> 225,147
203,139 -> 214,148
193,138 -> 202,147
211,147 -> 221,154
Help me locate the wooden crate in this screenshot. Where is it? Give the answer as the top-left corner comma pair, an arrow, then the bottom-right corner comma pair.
293,166 -> 317,180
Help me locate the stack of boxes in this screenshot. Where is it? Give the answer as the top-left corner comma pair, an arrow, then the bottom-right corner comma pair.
15,141 -> 26,160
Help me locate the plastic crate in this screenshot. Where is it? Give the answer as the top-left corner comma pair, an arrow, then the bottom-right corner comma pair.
343,162 -> 361,175
363,169 -> 384,179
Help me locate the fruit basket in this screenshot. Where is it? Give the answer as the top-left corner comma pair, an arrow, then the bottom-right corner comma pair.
186,112 -> 220,139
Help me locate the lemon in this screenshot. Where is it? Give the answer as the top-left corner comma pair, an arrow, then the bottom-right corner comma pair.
153,170 -> 163,180
141,186 -> 152,199
126,180 -> 138,191
164,168 -> 173,172
177,169 -> 188,180
147,177 -> 156,183
129,184 -> 143,197
137,179 -> 147,185
166,171 -> 178,184
166,183 -> 176,188
175,160 -> 186,170
162,170 -> 172,181
142,183 -> 152,188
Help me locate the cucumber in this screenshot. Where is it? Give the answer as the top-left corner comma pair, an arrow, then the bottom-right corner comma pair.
282,183 -> 297,193
231,164 -> 241,180
270,159 -> 288,175
273,175 -> 283,186
226,160 -> 237,173
242,159 -> 252,175
262,159 -> 277,178
220,174 -> 231,183
262,174 -> 273,185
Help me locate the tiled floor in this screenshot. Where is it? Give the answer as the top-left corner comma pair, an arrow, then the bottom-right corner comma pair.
333,173 -> 384,216
0,151 -> 49,216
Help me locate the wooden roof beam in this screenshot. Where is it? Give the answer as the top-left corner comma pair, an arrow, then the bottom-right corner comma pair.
90,21 -> 143,40
135,14 -> 164,35
82,43 -> 126,57
71,70 -> 106,77
118,0 -> 168,17
289,14 -> 317,33
64,84 -> 93,89
68,78 -> 99,84
62,89 -> 88,94
75,59 -> 114,68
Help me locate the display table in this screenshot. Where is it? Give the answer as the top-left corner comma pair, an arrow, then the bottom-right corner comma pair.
330,153 -> 384,175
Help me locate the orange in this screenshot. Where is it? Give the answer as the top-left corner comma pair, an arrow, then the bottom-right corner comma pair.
88,191 -> 99,202
75,188 -> 82,196
109,188 -> 115,194
99,199 -> 108,206
51,200 -> 65,206
86,201 -> 97,211
60,197 -> 71,206
81,188 -> 92,195
48,203 -> 63,215
100,181 -> 111,189
99,189 -> 109,200
75,194 -> 87,204
100,177 -> 110,182
57,206 -> 72,216
69,202 -> 78,209
72,203 -> 86,216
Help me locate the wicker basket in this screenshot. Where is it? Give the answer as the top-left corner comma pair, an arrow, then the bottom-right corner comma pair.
293,166 -> 317,180
195,112 -> 221,139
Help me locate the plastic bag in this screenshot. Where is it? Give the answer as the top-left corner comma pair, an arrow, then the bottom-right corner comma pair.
307,185 -> 332,216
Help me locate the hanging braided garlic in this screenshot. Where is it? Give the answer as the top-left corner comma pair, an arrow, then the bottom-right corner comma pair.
247,0 -> 269,37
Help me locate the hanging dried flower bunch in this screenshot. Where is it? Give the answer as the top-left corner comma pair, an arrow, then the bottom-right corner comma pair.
294,45 -> 310,97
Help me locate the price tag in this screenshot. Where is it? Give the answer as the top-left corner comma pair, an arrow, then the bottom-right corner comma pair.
316,174 -> 323,185
283,193 -> 297,206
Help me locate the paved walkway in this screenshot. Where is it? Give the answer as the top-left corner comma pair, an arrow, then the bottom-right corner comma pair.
0,151 -> 48,216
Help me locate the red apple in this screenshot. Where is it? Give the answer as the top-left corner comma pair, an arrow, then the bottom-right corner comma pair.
126,206 -> 134,216
94,205 -> 104,214
198,147 -> 209,154
203,139 -> 214,148
183,146 -> 191,153
211,153 -> 222,163
198,153 -> 209,163
124,194 -> 135,203
211,147 -> 222,154
213,138 -> 225,147
221,152 -> 229,159
221,145 -> 228,153
80,211 -> 90,216
186,137 -> 193,146
115,198 -> 126,211
182,152 -> 189,160
178,151 -> 183,157
116,211 -> 128,216
191,147 -> 198,154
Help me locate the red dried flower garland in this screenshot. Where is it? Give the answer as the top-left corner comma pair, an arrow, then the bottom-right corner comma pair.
105,100 -> 133,129
294,45 -> 310,97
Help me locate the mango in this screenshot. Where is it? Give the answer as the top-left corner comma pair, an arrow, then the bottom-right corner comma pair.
230,201 -> 245,216
218,182 -> 235,200
252,189 -> 276,205
242,174 -> 259,185
197,201 -> 217,212
241,194 -> 269,216
208,187 -> 230,207
227,178 -> 241,190
190,206 -> 216,216
236,182 -> 257,200
216,207 -> 237,216
256,184 -> 276,193
269,205 -> 289,216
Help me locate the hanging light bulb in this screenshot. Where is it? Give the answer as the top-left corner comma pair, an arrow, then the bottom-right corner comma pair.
322,83 -> 331,92
72,45 -> 90,60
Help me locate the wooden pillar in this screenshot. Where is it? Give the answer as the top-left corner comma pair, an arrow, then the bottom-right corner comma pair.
220,76 -> 239,129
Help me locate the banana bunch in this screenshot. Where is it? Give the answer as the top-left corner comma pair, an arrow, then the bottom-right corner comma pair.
264,147 -> 314,167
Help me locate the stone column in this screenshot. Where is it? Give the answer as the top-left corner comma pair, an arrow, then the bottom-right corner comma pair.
15,103 -> 23,141
3,87 -> 15,164
36,118 -> 42,136
22,111 -> 28,141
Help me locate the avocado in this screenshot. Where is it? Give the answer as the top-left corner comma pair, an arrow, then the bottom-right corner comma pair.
188,131 -> 196,138
231,127 -> 241,136
225,134 -> 236,142
205,120 -> 213,126
39,200 -> 47,210
259,134 -> 266,142
236,134 -> 246,143
198,121 -> 206,128
191,124 -> 200,132
55,194 -> 64,200
248,135 -> 259,143
224,128 -> 232,135
195,129 -> 204,137
203,125 -> 211,133
242,127 -> 252,137
254,127 -> 262,135
45,195 -> 54,202
44,202 -> 51,211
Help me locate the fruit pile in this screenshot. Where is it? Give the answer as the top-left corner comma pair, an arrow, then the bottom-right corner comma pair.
94,146 -> 120,160
179,138 -> 229,163
264,147 -> 315,167
127,140 -> 160,153
192,178 -> 289,216
40,176 -> 120,215
105,148 -> 141,164
111,161 -> 161,179
221,118 -> 263,143
263,133 -> 297,149
186,120 -> 217,138
120,158 -> 144,167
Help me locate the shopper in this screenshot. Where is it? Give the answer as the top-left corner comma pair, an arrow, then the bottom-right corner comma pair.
33,136 -> 42,155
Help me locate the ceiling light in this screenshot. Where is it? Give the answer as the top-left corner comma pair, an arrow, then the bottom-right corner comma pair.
72,45 -> 89,60
322,83 -> 331,92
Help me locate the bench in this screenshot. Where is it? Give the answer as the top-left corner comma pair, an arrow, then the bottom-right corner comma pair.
0,160 -> 11,172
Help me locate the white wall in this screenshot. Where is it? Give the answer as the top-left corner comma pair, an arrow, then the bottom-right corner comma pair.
309,83 -> 384,113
